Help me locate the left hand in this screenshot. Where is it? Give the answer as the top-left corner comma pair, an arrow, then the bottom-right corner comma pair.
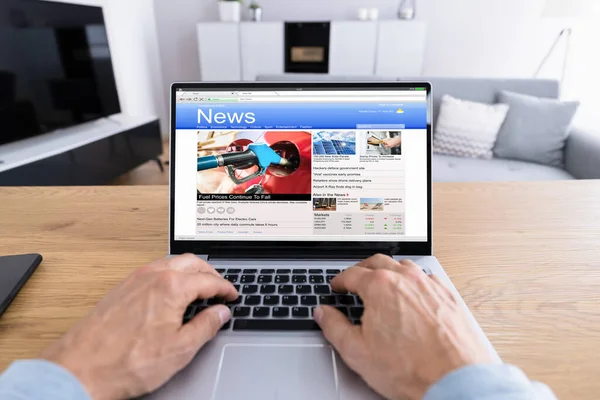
40,254 -> 237,400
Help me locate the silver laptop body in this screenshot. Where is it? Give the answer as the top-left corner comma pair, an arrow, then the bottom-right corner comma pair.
146,82 -> 500,400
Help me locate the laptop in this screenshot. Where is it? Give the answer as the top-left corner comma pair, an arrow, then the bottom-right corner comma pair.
146,82 -> 500,400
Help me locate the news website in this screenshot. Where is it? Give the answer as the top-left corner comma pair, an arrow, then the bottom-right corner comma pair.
173,89 -> 428,242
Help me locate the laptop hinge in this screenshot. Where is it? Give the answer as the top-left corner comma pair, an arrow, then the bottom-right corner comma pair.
205,255 -> 415,262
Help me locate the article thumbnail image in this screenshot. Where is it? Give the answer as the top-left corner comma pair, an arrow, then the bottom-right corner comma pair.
196,130 -> 312,195
360,198 -> 385,211
313,131 -> 357,155
360,131 -> 402,156
313,198 -> 337,212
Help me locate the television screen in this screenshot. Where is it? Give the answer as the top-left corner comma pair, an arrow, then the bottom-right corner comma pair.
0,0 -> 121,146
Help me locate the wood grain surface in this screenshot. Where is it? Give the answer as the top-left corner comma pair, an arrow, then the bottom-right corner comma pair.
1,182 -> 599,399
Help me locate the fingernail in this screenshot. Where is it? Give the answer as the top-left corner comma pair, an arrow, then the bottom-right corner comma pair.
314,306 -> 324,324
217,306 -> 231,324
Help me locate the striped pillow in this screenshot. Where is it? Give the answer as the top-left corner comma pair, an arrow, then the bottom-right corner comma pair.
433,95 -> 509,159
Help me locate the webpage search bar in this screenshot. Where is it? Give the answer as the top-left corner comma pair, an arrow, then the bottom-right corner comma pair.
356,124 -> 406,129
237,97 -> 425,102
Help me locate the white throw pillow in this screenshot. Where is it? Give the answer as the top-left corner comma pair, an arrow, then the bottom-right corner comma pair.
433,95 -> 510,159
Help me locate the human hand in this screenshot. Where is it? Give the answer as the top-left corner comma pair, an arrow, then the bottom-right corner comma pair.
314,255 -> 492,400
383,137 -> 402,148
367,136 -> 382,146
40,254 -> 237,400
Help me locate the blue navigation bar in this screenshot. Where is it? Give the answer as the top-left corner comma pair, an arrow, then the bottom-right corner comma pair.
175,102 -> 427,130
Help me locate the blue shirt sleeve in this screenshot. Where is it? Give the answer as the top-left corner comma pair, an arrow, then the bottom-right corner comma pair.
0,360 -> 557,400
424,364 -> 558,400
0,360 -> 91,400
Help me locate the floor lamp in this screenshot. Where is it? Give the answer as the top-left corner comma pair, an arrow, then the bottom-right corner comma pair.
534,0 -> 595,85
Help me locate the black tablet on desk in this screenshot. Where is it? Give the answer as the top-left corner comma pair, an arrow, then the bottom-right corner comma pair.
0,254 -> 42,317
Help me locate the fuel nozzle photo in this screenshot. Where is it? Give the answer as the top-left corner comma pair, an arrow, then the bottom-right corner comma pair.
197,143 -> 295,184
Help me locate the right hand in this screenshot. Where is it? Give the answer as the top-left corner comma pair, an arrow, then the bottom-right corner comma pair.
314,255 -> 493,400
383,137 -> 402,148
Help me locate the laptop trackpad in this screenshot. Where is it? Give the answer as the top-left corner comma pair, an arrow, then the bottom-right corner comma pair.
213,344 -> 338,400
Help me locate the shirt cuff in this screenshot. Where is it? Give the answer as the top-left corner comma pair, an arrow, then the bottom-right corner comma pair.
423,364 -> 555,400
0,359 -> 91,400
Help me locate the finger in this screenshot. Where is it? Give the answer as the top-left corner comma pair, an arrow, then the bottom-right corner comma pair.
179,273 -> 238,305
355,253 -> 401,272
330,266 -> 371,296
429,275 -> 457,304
168,254 -> 221,277
396,259 -> 425,277
314,306 -> 365,371
179,305 -> 231,351
397,258 -> 418,268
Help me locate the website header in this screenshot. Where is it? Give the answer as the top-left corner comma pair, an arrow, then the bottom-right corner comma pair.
175,102 -> 427,130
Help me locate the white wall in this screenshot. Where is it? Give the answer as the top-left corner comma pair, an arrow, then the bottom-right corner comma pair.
560,24 -> 600,125
104,0 -> 167,134
419,0 -> 557,77
32,0 -> 598,133
417,0 -> 600,123
153,0 -> 598,124
153,0 -> 558,85
153,0 -> 400,107
41,0 -> 168,136
153,0 -> 210,125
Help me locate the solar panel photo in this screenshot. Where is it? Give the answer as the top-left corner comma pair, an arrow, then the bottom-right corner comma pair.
312,131 -> 356,155
332,140 -> 356,155
313,141 -> 326,154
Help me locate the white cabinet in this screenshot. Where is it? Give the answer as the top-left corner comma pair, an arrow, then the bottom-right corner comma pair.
197,23 -> 240,81
197,21 -> 427,80
240,22 -> 284,81
329,22 -> 378,75
375,21 -> 427,77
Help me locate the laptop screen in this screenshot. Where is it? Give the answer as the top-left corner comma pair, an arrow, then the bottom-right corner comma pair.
172,85 -> 429,246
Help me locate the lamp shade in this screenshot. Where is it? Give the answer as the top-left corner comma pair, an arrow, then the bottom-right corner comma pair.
542,0 -> 599,18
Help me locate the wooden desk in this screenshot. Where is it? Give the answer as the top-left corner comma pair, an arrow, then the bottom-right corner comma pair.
1,182 -> 599,399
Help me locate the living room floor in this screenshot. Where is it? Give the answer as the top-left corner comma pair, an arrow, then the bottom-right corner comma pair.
110,141 -> 170,185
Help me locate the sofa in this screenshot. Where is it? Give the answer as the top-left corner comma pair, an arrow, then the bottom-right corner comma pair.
256,75 -> 600,182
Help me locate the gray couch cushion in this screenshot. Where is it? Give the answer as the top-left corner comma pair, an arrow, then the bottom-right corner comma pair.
564,126 -> 600,179
433,154 -> 573,182
399,77 -> 560,127
494,90 -> 579,167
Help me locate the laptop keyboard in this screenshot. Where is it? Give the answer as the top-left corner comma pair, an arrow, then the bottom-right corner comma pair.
183,268 -> 365,331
